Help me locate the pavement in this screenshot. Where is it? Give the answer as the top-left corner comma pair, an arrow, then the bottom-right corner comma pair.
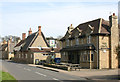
28,64 -> 120,80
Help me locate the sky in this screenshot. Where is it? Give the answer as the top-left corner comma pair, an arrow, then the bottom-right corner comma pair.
0,0 -> 119,39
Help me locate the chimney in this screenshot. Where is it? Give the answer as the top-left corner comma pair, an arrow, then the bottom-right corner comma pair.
22,33 -> 26,40
3,40 -> 6,44
109,13 -> 117,28
28,28 -> 32,35
113,13 -> 115,16
68,24 -> 74,32
38,26 -> 41,35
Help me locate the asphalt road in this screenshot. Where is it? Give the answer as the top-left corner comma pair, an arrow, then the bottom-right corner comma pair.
1,60 -> 88,82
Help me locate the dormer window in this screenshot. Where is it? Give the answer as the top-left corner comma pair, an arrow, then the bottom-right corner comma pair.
79,33 -> 81,36
88,24 -> 94,33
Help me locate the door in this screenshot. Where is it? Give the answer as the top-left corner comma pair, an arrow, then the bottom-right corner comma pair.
35,59 -> 39,65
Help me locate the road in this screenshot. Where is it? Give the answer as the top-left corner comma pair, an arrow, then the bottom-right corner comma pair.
1,60 -> 88,82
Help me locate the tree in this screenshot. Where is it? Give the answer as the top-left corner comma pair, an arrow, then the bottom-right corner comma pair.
56,35 -> 63,49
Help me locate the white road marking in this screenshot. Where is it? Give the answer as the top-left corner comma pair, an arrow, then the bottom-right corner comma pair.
16,65 -> 21,67
53,78 -> 59,80
24,68 -> 31,71
35,72 -> 46,77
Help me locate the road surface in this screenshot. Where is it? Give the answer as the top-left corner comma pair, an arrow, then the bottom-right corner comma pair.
1,60 -> 88,82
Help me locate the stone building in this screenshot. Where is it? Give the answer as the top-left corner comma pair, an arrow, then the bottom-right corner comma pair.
46,37 -> 57,48
14,26 -> 60,64
60,13 -> 119,69
0,37 -> 20,60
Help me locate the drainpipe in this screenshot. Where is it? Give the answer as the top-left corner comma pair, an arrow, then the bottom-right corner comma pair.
97,35 -> 99,69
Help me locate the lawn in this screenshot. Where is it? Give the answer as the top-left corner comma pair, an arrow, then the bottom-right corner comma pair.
0,71 -> 17,82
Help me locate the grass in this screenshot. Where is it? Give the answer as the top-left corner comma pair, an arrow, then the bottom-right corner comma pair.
0,71 -> 17,82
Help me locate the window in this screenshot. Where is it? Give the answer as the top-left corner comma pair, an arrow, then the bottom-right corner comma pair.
71,40 -> 72,46
80,52 -> 82,61
87,51 -> 90,61
19,54 -> 20,58
91,51 -> 94,61
84,51 -> 86,54
25,54 -> 27,58
76,38 -> 79,45
31,54 -> 33,58
22,54 -> 24,58
83,55 -> 85,61
81,38 -> 83,44
66,39 -> 69,46
87,36 -> 91,44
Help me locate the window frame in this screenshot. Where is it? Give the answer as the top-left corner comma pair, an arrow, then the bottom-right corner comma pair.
91,51 -> 94,61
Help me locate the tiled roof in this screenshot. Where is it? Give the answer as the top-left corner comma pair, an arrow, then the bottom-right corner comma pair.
21,32 -> 38,51
61,18 -> 110,40
0,44 -> 8,51
19,31 -> 49,51
14,40 -> 25,47
0,43 -> 15,52
9,43 -> 15,52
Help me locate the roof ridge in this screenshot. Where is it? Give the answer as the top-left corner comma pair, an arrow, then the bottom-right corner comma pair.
76,18 -> 102,28
27,32 -> 38,49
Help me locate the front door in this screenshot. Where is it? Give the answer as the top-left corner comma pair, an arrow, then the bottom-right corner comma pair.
68,52 -> 73,63
35,59 -> 39,65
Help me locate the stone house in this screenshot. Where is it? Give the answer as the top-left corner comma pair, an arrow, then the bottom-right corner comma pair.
60,13 -> 119,69
14,26 -> 60,64
0,38 -> 19,60
46,37 -> 58,48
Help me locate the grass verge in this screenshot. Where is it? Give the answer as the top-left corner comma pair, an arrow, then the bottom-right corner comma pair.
0,71 -> 17,82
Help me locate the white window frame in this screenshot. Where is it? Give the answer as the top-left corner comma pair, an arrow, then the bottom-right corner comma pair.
87,36 -> 91,44
19,54 -> 20,58
25,54 -> 27,58
76,38 -> 79,45
66,39 -> 69,46
22,54 -> 24,58
31,54 -> 33,58
71,40 -> 72,46
91,51 -> 94,61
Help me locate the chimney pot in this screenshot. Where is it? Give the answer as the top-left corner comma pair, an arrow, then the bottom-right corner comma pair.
28,28 -> 32,35
22,33 -> 26,40
71,24 -> 72,26
38,26 -> 41,35
113,13 -> 115,16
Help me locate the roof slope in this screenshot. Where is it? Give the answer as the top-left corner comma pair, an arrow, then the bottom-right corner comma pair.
0,44 -> 8,51
14,40 -> 25,47
16,31 -> 49,51
61,18 -> 110,40
21,32 -> 38,51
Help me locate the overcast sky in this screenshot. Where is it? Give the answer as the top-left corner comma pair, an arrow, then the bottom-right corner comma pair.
0,0 -> 119,39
